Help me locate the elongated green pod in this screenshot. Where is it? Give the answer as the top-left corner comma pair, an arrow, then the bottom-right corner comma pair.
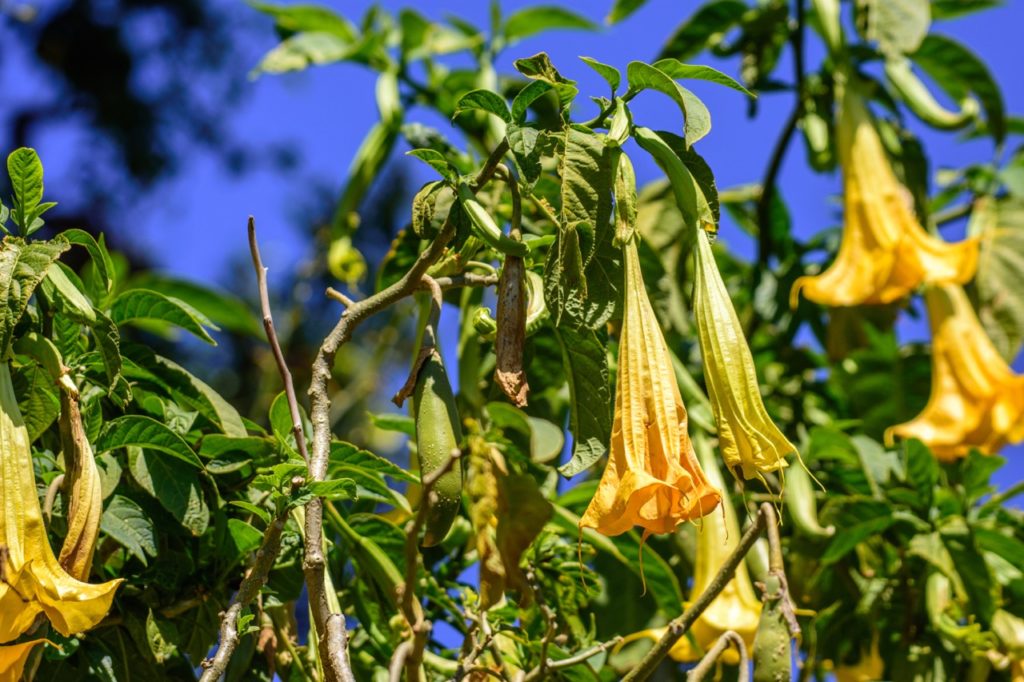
413,351 -> 465,546
785,462 -> 834,540
885,58 -> 978,130
752,573 -> 793,682
457,183 -> 529,258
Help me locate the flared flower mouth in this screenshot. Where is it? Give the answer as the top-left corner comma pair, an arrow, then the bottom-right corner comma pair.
791,81 -> 978,308
1,363 -> 120,645
580,239 -> 720,537
620,435 -> 761,663
693,227 -> 797,481
886,284 -> 1024,459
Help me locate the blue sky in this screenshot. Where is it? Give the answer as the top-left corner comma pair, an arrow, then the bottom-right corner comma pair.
4,0 -> 1023,488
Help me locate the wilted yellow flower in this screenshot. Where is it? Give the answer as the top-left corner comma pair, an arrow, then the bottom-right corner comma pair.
580,239 -> 721,537
57,389 -> 103,581
693,228 -> 797,480
832,635 -> 883,682
886,284 -> 1024,459
791,82 -> 978,307
0,639 -> 46,682
623,434 -> 761,663
0,363 -> 120,644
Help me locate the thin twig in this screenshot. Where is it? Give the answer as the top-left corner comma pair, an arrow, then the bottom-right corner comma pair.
621,504 -> 771,682
763,504 -> 801,637
686,631 -> 749,682
389,641 -> 414,682
305,141 -> 509,682
201,218 -> 320,681
249,216 -> 309,465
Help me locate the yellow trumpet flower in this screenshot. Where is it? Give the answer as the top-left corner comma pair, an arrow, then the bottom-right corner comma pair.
580,239 -> 721,537
791,82 -> 978,307
886,284 -> 1024,459
693,227 -> 797,480
0,639 -> 46,682
623,434 -> 762,663
0,362 -> 120,644
832,635 -> 884,682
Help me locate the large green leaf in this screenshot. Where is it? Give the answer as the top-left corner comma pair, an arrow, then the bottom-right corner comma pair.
626,61 -> 711,145
12,362 -> 60,441
912,34 -> 1006,142
554,327 -> 611,477
248,1 -> 357,40
657,0 -> 747,62
652,58 -> 755,97
147,354 -> 247,437
97,415 -> 204,469
0,236 -> 68,354
971,197 -> 1024,360
544,126 -> 619,329
110,289 -> 218,345
129,448 -> 210,536
127,275 -> 261,337
253,31 -> 355,75
89,309 -> 132,406
41,262 -> 96,323
101,495 -> 158,565
453,89 -> 511,123
7,148 -> 45,233
859,0 -> 931,55
502,6 -> 595,44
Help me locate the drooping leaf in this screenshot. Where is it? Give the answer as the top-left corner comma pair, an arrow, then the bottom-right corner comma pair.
511,80 -> 554,123
42,263 -> 96,323
101,495 -> 158,564
89,310 -> 132,406
651,58 -> 755,97
657,0 -> 747,62
513,52 -> 579,112
128,448 -> 210,536
508,125 -> 546,187
626,61 -> 712,145
972,199 -> 1024,360
859,0 -> 931,55
253,31 -> 355,75
110,289 -> 218,345
579,56 -> 621,93
503,6 -> 595,44
453,89 -> 511,124
127,275 -> 261,337
406,150 -> 457,182
12,362 -> 60,441
97,415 -> 204,469
554,327 -> 611,477
495,475 -> 553,599
0,236 -> 68,354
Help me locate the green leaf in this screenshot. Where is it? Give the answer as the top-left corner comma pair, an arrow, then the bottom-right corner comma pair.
0,236 -> 69,354
330,441 -> 417,483
502,6 -> 596,43
7,148 -> 44,233
62,228 -> 115,304
306,478 -> 358,501
606,0 -> 648,24
941,516 -> 996,624
453,89 -> 511,124
248,1 -> 357,40
42,263 -> 96,323
627,61 -> 711,145
651,58 -> 755,97
513,53 -> 579,112
903,438 -> 938,509
127,275 -> 261,337
507,125 -> 545,187
971,198 -> 1024,359
97,416 -> 204,469
12,362 -> 60,442
511,80 -> 554,123
579,56 -> 621,93
269,390 -> 310,456
822,499 -> 897,564
90,310 -> 132,406
100,495 -> 158,564
229,500 -> 272,525
129,448 -> 210,536
149,355 -> 247,437
860,0 -> 931,55
545,127 -> 620,328
253,31 -> 354,75
912,34 -> 1006,142
368,412 -> 415,436
406,149 -> 457,182
225,518 -> 264,559
110,289 -> 218,345
931,0 -> 1001,20
658,0 -> 747,62
554,327 -> 611,477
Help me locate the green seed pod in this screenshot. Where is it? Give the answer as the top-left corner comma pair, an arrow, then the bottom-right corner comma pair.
413,351 -> 465,547
885,58 -> 978,131
785,462 -> 834,540
752,574 -> 793,682
457,183 -> 529,258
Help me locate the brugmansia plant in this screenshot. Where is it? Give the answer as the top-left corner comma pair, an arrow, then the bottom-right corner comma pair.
2,0 -> 1023,680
